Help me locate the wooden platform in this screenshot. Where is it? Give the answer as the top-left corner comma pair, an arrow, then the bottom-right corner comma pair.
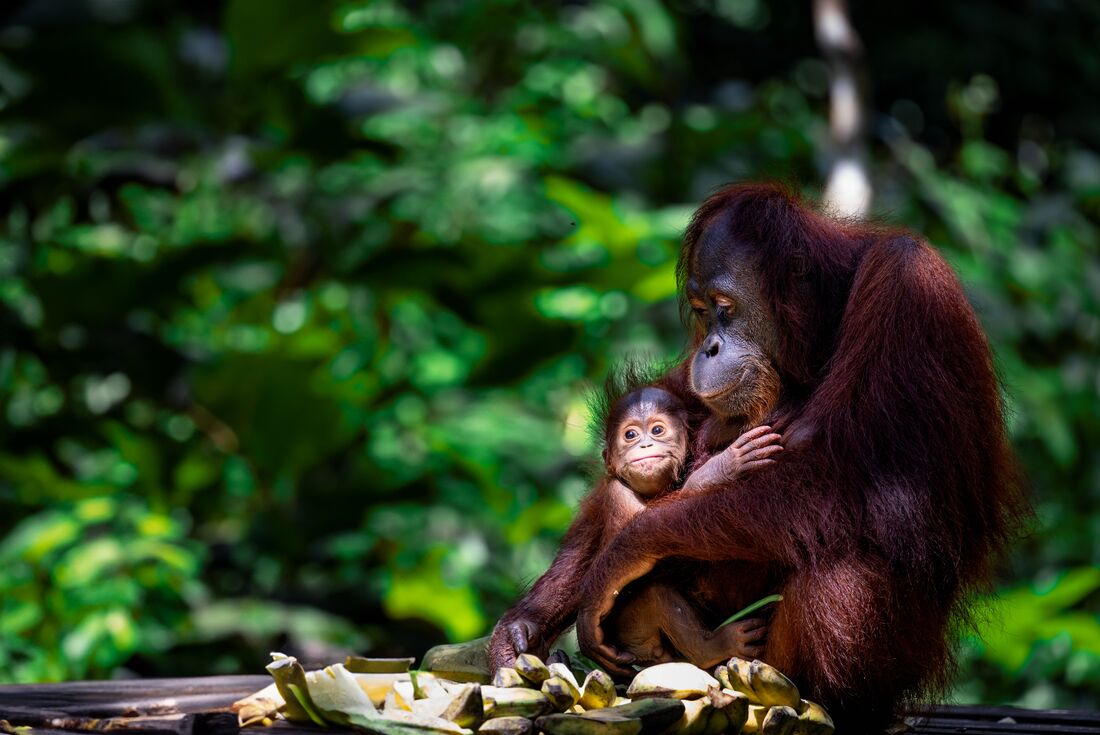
1,676 -> 1097,735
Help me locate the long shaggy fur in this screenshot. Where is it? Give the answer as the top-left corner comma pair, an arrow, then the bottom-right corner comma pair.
491,182 -> 1030,731
639,183 -> 1028,727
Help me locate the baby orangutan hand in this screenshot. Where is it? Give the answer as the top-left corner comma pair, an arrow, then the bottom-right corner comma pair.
709,616 -> 768,663
683,425 -> 783,493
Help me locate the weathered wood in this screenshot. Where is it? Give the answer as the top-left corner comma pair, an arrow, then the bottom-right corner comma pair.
0,710 -> 238,735
0,676 -> 269,717
919,704 -> 1100,726
3,677 -> 1099,735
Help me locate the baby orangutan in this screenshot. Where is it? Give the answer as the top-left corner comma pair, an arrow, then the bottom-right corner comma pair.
598,386 -> 782,669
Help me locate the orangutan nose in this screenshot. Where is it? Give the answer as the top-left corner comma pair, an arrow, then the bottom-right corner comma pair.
702,334 -> 722,358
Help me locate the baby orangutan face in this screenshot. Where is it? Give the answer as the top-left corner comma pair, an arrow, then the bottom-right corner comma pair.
607,387 -> 689,498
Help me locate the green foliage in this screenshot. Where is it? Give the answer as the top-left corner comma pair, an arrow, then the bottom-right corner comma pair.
0,0 -> 1097,710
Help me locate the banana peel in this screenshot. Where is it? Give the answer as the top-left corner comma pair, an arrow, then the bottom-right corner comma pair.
266,655 -> 326,726
354,672 -> 414,706
232,682 -> 284,727
413,671 -> 451,700
538,698 -> 684,735
421,638 -> 492,684
305,663 -> 379,727
347,656 -> 416,674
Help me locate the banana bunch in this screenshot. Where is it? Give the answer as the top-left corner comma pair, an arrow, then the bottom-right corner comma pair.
716,658 -> 834,735
232,646 -> 833,735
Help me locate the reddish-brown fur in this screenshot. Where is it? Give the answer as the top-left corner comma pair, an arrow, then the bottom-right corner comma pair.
491,183 -> 1028,730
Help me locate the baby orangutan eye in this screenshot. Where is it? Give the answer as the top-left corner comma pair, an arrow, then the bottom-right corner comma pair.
651,425 -> 664,435
624,429 -> 638,440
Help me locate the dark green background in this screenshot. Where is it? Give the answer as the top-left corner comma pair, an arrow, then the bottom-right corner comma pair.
1,0 -> 1098,709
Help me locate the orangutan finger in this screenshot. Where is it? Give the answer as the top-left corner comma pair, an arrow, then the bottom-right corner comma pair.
590,643 -> 636,676
743,444 -> 783,461
742,459 -> 778,472
741,644 -> 765,658
509,622 -> 529,653
743,433 -> 783,451
741,628 -> 768,643
732,425 -> 773,448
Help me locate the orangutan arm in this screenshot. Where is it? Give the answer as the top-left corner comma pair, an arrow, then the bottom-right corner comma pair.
488,477 -> 626,671
575,453 -> 825,673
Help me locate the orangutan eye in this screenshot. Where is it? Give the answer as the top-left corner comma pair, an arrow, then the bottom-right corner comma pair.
651,425 -> 664,436
624,429 -> 638,441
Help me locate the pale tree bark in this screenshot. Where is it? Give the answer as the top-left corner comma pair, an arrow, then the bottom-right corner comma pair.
814,0 -> 871,218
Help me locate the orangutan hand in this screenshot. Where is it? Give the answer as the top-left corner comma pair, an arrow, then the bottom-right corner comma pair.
575,554 -> 658,677
488,614 -> 548,672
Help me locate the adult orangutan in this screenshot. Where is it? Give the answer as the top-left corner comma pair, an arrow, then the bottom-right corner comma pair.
489,183 -> 1027,730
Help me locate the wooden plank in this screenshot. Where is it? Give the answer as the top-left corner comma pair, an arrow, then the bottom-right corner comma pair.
0,711 -> 239,735
5,677 -> 1100,735
0,676 -> 269,716
917,705 -> 1100,726
909,718 -> 1100,734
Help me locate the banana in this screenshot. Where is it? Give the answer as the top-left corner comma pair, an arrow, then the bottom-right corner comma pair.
481,686 -> 554,719
579,670 -> 616,710
440,683 -> 484,728
626,663 -> 719,701
742,705 -> 768,734
549,662 -> 582,690
713,666 -> 733,691
479,716 -> 534,735
493,667 -> 527,688
724,658 -> 800,708
761,706 -> 799,735
707,686 -> 749,734
795,700 -> 835,735
515,653 -> 552,685
543,675 -> 582,710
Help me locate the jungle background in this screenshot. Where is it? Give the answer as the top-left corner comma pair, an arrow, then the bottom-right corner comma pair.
1,0 -> 1099,710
